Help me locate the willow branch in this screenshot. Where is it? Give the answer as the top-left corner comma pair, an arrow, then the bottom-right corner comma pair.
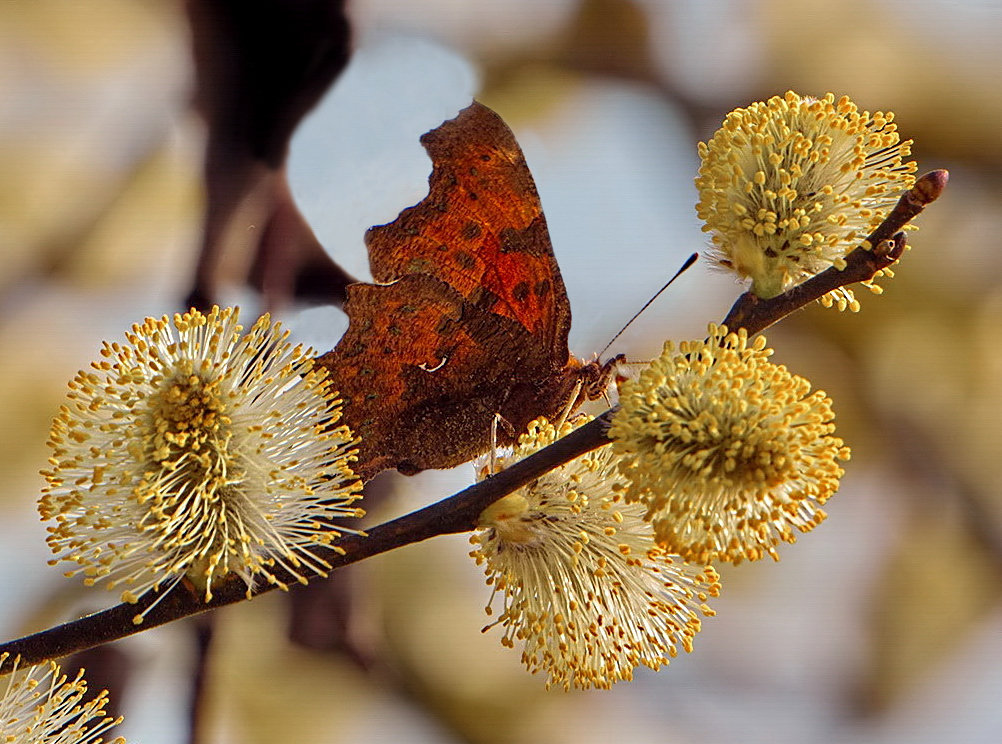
722,169 -> 948,335
0,413 -> 615,675
0,171 -> 951,675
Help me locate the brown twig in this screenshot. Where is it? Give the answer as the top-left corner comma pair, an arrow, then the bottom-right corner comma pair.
722,169 -> 948,335
0,414 -> 614,675
0,170 -> 948,677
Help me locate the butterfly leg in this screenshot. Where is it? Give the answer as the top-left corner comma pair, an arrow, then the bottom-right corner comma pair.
486,413 -> 519,475
557,380 -> 584,432
489,413 -> 500,476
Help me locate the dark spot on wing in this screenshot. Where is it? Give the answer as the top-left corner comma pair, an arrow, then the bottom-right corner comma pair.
454,250 -> 476,270
462,221 -> 482,241
468,285 -> 491,306
498,227 -> 524,254
338,343 -> 362,359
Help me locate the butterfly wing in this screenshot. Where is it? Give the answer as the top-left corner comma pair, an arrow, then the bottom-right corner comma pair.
320,102 -> 595,479
364,101 -> 572,364
317,274 -> 573,480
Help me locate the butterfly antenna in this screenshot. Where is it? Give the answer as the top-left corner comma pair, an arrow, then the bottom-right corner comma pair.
598,252 -> 698,359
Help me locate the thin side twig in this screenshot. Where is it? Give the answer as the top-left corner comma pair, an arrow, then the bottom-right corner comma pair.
722,169 -> 948,335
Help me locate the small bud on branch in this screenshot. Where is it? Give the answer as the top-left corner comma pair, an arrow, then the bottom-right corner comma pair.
722,169 -> 948,335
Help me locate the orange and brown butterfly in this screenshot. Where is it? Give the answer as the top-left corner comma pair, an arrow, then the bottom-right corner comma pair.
317,102 -> 617,481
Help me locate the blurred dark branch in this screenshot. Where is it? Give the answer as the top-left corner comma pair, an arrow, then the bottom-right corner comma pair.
286,473 -> 399,670
186,615 -> 215,744
886,416 -> 1002,579
63,643 -> 131,741
722,169 -> 949,335
185,0 -> 357,312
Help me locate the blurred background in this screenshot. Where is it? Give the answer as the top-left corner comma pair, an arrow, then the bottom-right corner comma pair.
1,1 -> 1000,742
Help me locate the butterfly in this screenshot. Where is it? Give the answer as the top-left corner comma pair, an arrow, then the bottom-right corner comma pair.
317,102 -> 617,480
